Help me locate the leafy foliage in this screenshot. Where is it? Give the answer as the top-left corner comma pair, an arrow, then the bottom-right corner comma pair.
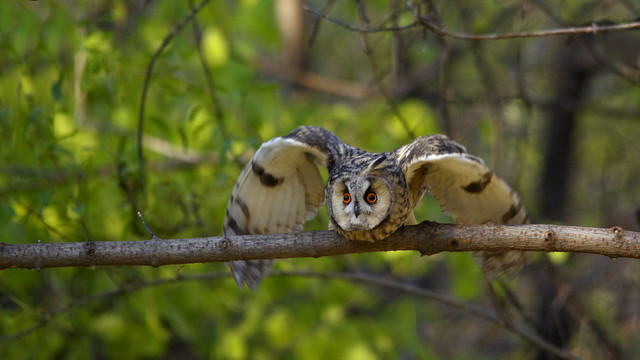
1,1 -> 640,359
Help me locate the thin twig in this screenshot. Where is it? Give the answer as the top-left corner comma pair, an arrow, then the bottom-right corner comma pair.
304,6 -> 419,33
410,3 -> 640,40
307,0 -> 336,47
305,4 -> 640,40
137,211 -> 156,238
136,0 -> 212,200
526,0 -> 640,84
187,0 -> 229,142
272,271 -> 579,360
0,269 -> 578,359
0,272 -> 229,344
437,44 -> 453,136
353,0 -> 416,139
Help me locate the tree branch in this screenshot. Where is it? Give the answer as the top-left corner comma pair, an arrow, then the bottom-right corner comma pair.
304,6 -> 419,33
415,15 -> 640,41
1,223 -> 638,270
304,4 -> 640,40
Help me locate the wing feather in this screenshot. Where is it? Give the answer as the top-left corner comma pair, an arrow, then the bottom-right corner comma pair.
298,159 -> 325,220
224,134 -> 330,290
396,135 -> 529,278
408,153 -> 527,225
294,172 -> 307,229
396,135 -> 527,225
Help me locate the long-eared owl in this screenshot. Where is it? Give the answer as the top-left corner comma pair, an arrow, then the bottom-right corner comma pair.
224,126 -> 529,290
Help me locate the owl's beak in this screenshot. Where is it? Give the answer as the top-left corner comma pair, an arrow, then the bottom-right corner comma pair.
353,202 -> 360,217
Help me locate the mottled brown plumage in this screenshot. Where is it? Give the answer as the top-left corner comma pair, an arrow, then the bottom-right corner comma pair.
224,126 -> 528,290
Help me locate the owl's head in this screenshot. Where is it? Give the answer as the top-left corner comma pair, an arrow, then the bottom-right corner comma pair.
326,156 -> 407,240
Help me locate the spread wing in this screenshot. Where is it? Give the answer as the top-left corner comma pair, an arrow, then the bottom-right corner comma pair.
395,135 -> 529,277
224,126 -> 344,290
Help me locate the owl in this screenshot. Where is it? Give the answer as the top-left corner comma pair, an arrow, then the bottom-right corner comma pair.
224,126 -> 528,290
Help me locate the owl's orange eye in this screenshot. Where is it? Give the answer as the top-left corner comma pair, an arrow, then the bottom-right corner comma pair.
342,193 -> 351,204
365,192 -> 377,204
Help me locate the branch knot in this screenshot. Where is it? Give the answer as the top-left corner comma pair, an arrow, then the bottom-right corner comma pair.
544,230 -> 556,243
610,226 -> 624,239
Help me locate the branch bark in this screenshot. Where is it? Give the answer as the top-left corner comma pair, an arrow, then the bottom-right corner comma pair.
1,222 -> 639,271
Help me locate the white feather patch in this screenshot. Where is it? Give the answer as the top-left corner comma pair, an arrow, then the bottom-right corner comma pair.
404,153 -> 526,225
224,136 -> 329,289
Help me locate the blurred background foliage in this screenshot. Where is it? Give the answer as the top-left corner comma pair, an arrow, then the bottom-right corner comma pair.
1,0 -> 640,359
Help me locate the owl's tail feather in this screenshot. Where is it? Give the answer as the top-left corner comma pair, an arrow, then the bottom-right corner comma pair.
228,259 -> 274,291
478,250 -> 532,280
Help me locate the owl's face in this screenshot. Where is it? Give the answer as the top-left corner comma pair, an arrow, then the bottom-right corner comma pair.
327,173 -> 394,234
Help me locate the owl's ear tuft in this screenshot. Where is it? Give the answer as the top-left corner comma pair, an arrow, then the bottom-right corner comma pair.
371,155 -> 387,167
361,155 -> 387,175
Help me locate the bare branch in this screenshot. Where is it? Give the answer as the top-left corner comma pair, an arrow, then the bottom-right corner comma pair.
352,0 -> 417,139
1,223 -> 638,271
304,6 -> 419,33
303,4 -> 640,40
187,0 -> 229,142
527,0 -> 640,85
437,44 -> 454,136
413,9 -> 640,41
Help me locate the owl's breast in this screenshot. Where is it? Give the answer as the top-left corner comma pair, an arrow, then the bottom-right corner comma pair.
335,219 -> 406,242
